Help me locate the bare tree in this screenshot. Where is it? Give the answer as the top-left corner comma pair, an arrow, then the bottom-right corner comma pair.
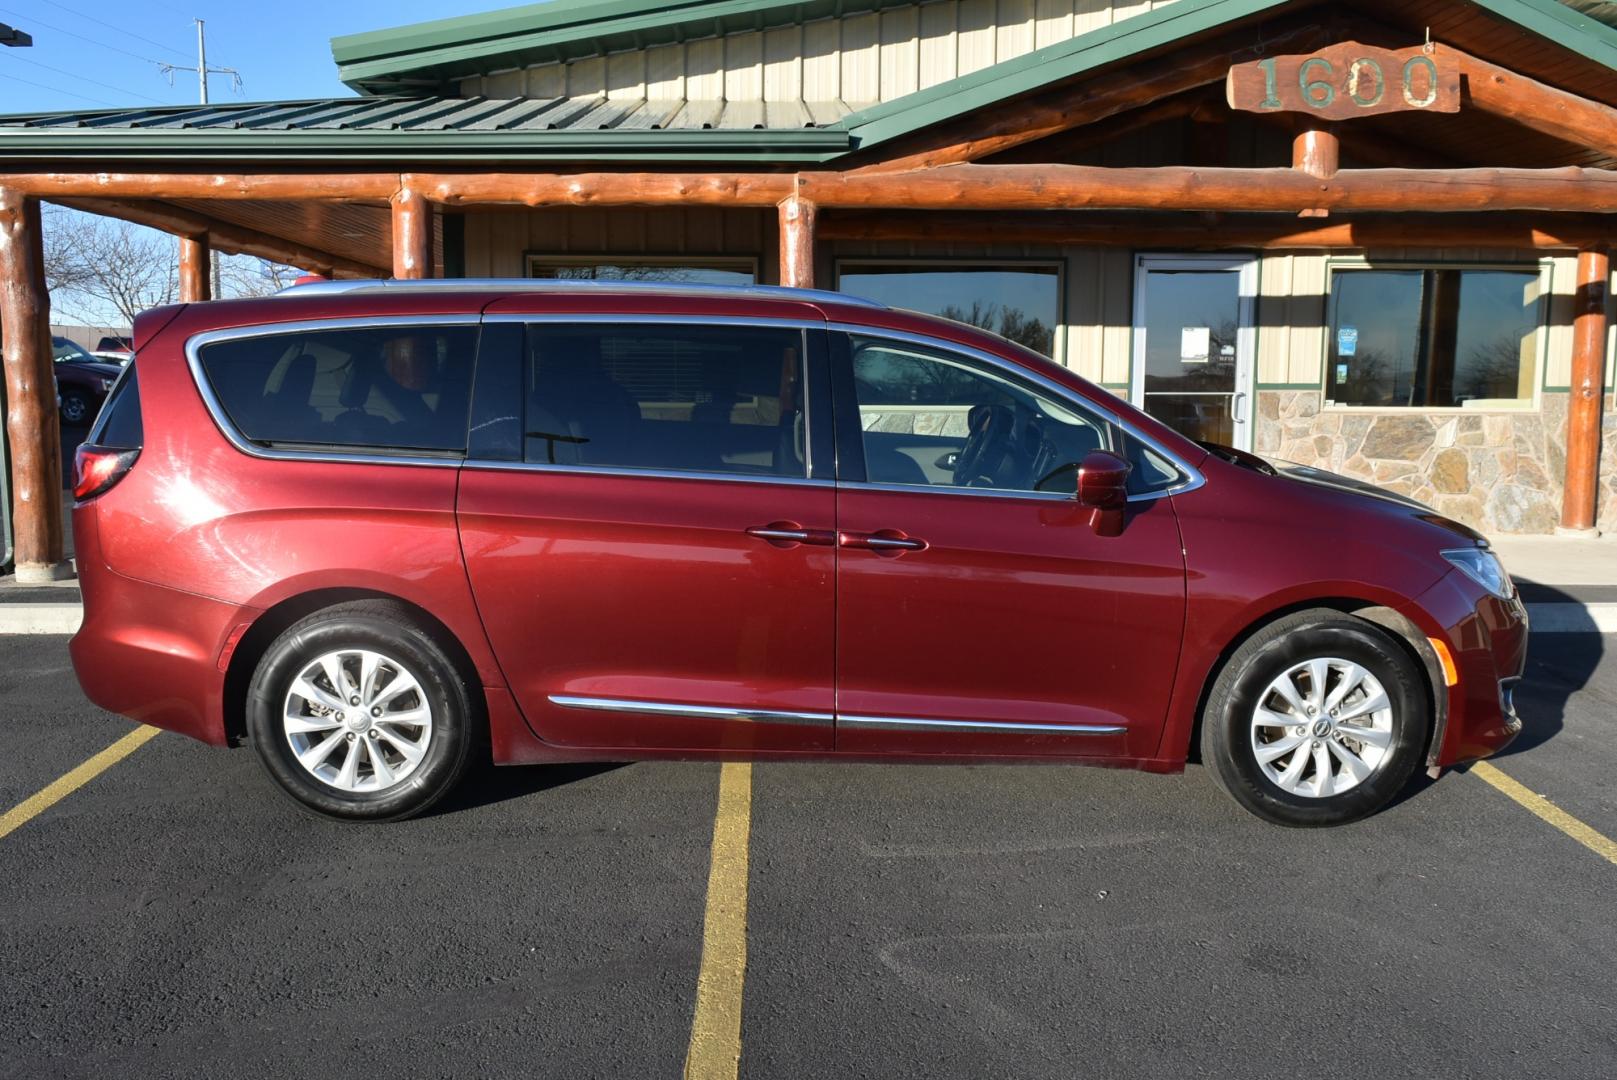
43,205 -> 301,326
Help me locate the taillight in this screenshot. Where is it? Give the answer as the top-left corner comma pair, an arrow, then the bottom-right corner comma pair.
73,444 -> 140,501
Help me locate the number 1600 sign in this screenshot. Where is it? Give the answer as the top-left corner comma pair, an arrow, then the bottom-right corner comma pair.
1226,43 -> 1461,121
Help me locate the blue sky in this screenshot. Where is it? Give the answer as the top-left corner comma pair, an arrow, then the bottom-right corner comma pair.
0,1 -> 513,113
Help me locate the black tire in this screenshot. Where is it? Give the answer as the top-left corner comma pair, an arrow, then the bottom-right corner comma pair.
60,391 -> 91,426
246,601 -> 475,822
1200,609 -> 1430,828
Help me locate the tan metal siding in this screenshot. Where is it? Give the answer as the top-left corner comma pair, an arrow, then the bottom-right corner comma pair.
458,1 -> 1182,106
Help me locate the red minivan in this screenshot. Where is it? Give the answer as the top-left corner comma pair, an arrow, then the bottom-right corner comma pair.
68,281 -> 1527,826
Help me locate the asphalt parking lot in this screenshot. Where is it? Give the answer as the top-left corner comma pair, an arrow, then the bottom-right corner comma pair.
2,632 -> 1614,1080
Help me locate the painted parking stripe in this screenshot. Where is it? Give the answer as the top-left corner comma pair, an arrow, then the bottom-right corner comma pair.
684,762 -> 754,1080
0,726 -> 159,841
1523,603 -> 1617,634
1472,761 -> 1617,866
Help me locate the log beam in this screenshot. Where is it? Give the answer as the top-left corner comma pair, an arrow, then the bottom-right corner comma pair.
815,211 -> 1611,251
1443,45 -> 1617,160
179,234 -> 211,302
778,195 -> 817,288
0,188 -> 66,581
1562,247 -> 1610,534
407,172 -> 795,209
391,188 -> 433,280
0,172 -> 396,202
53,197 -> 383,277
797,164 -> 1617,214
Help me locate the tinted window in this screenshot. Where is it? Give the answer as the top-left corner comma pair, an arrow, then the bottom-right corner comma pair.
524,324 -> 807,478
198,325 -> 478,453
848,335 -> 1110,495
836,264 -> 1061,357
94,365 -> 143,449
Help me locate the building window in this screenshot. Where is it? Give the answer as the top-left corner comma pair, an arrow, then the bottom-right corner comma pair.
525,255 -> 756,285
835,261 -> 1062,358
1325,265 -> 1546,408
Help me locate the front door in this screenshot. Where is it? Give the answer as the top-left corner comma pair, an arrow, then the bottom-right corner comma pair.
831,331 -> 1188,761
457,315 -> 837,752
1132,255 -> 1258,450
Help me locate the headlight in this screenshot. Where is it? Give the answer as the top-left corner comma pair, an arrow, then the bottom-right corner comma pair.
1443,547 -> 1514,600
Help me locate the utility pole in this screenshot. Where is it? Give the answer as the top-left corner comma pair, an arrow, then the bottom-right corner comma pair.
159,20 -> 240,105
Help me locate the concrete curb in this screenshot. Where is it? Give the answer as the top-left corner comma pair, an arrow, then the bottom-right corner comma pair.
0,604 -> 83,635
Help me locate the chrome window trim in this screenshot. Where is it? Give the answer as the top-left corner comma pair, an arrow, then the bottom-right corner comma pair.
839,715 -> 1127,736
507,315 -> 821,481
549,694 -> 833,727
465,458 -> 836,490
186,316 -> 482,469
829,323 -> 1206,502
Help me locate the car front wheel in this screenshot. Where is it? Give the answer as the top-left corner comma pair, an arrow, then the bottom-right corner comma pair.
246,601 -> 475,821
1200,609 -> 1431,828
59,390 -> 90,425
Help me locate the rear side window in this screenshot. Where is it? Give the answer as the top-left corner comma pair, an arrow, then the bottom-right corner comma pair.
197,324 -> 478,453
92,364 -> 143,449
523,323 -> 807,478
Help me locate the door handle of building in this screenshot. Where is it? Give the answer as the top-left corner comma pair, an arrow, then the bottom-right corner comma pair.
840,529 -> 928,554
1232,391 -> 1249,425
746,522 -> 836,547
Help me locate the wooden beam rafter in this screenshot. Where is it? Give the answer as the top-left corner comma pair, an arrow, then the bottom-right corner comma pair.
1443,44 -> 1617,161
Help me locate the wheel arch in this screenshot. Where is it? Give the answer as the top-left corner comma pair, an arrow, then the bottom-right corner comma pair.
222,587 -> 487,748
1182,598 -> 1446,767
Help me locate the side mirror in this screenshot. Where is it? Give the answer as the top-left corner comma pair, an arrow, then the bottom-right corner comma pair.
1077,450 -> 1131,536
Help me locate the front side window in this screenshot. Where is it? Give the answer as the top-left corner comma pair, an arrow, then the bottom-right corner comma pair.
848,335 -> 1112,496
1326,266 -> 1544,408
197,324 -> 478,453
524,323 -> 807,479
836,262 -> 1062,357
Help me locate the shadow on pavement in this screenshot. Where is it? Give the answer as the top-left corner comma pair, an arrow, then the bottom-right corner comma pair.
1497,589 -> 1605,759
429,759 -> 630,817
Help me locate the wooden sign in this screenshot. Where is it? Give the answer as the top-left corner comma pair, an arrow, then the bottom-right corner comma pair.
1227,43 -> 1460,120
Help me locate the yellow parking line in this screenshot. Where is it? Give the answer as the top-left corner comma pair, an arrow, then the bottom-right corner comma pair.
684,762 -> 754,1080
1472,761 -> 1617,866
0,725 -> 160,841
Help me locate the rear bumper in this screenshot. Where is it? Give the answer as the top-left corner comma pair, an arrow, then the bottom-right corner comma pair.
68,506 -> 253,747
1416,570 -> 1529,768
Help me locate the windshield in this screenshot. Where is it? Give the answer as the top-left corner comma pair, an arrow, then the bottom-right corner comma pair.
52,337 -> 96,363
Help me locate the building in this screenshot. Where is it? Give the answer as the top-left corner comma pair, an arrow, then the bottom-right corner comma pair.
1,0 -> 1614,581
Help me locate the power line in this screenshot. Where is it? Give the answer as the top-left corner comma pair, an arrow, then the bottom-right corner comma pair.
6,50 -> 168,105
36,0 -> 193,60
0,69 -> 117,108
0,7 -> 163,65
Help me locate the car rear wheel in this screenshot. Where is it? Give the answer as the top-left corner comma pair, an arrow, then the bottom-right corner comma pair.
59,390 -> 90,425
1200,609 -> 1430,828
246,602 -> 475,821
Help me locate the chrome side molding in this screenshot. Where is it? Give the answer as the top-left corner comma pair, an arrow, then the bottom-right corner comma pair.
547,695 -> 834,727
838,715 -> 1127,736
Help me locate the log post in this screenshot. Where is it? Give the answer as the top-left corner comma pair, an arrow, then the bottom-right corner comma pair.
1561,247 -> 1610,535
391,188 -> 433,280
0,188 -> 66,581
778,195 -> 818,289
1293,125 -> 1339,219
178,234 -> 211,302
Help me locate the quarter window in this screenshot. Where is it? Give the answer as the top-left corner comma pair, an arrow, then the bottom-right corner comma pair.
523,324 -> 807,479
197,325 -> 478,453
847,335 -> 1111,496
1326,267 -> 1545,407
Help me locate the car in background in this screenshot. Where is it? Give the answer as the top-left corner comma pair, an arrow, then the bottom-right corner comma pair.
52,336 -> 123,425
95,335 -> 134,362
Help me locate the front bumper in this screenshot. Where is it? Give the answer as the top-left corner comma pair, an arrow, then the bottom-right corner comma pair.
1415,569 -> 1529,768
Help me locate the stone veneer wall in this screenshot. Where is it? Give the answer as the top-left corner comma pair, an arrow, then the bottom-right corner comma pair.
1254,391 -> 1588,535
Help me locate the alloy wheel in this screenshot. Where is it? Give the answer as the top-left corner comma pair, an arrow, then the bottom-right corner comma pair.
1249,657 -> 1394,799
281,648 -> 433,793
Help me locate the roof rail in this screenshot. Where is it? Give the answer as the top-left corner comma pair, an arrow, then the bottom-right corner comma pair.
274,278 -> 885,309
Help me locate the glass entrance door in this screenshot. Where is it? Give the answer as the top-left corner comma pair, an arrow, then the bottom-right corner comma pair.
1131,256 -> 1258,450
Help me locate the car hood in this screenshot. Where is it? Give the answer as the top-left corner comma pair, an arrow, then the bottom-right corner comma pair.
1199,442 -> 1487,544
58,360 -> 124,379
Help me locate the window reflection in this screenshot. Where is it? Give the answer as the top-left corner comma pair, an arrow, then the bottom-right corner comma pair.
526,258 -> 756,286
836,263 -> 1061,357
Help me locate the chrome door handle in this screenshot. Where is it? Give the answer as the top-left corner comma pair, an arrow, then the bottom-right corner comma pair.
840,530 -> 928,554
747,522 -> 836,547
